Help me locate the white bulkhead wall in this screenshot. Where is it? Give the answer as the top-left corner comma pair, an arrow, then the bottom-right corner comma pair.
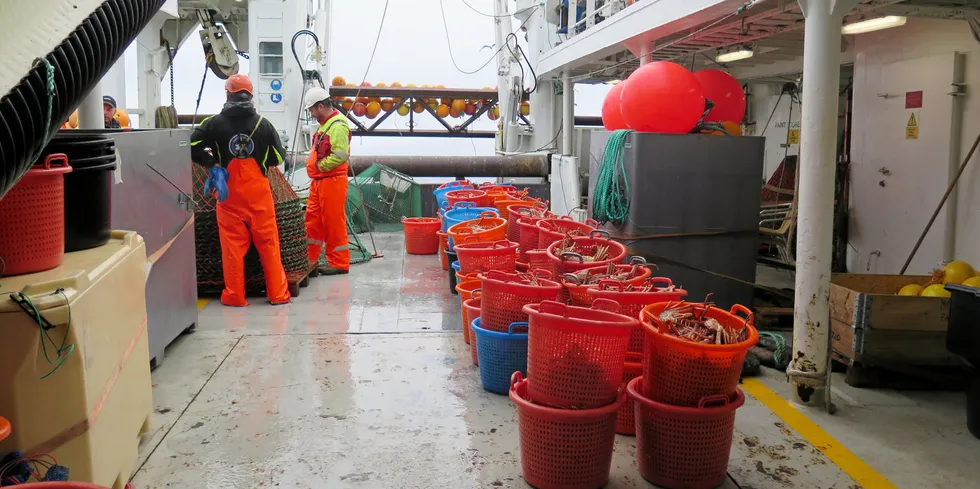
248,0 -> 313,154
738,17 -> 980,274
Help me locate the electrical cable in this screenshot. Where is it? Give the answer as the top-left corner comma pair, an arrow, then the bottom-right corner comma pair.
460,0 -> 527,18
9,289 -> 75,379
191,58 -> 211,130
569,0 -> 763,82
439,0 -> 539,75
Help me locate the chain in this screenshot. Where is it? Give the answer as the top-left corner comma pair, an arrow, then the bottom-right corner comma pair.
235,50 -> 250,59
164,39 -> 176,106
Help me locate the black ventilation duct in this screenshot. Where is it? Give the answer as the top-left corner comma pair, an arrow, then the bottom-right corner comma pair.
0,0 -> 166,198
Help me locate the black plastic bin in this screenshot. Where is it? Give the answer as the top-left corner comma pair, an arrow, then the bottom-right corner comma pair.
43,133 -> 116,252
447,249 -> 459,295
945,283 -> 980,439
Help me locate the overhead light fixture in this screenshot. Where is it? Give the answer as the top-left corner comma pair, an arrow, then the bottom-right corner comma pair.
842,15 -> 907,35
608,79 -> 622,85
716,48 -> 754,64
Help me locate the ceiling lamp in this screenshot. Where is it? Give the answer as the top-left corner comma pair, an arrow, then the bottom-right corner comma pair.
608,79 -> 622,85
842,15 -> 907,35
716,47 -> 754,64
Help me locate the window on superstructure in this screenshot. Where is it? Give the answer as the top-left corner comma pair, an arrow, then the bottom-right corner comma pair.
258,41 -> 284,76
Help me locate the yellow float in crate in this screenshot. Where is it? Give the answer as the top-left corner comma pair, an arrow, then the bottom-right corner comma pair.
0,231 -> 152,489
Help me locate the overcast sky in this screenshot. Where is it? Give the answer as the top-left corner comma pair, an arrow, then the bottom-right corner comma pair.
149,0 -> 610,156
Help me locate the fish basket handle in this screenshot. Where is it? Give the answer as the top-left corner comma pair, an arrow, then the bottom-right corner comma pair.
730,304 -> 754,325
591,298 -> 621,313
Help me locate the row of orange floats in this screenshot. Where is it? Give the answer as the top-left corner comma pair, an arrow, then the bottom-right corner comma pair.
329,76 -> 529,121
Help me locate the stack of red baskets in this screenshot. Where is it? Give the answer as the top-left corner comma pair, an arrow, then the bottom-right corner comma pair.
479,270 -> 561,333
510,300 -> 636,489
588,278 -> 688,436
629,302 -> 758,489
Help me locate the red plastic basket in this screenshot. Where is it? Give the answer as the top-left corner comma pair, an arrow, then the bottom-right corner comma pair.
510,372 -> 625,489
455,277 -> 483,303
479,269 -> 562,333
590,278 -> 689,353
536,216 -> 599,249
505,202 -> 550,244
0,154 -> 72,276
445,188 -> 490,208
628,377 -> 744,489
517,216 -> 547,262
639,302 -> 758,406
616,354 -> 644,435
463,293 -> 482,364
454,240 -> 518,275
525,249 -> 552,273
401,217 -> 442,254
561,258 -> 655,306
523,300 -> 636,409
437,232 -> 450,270
15,484 -> 114,489
546,231 -> 627,279
447,212 -> 507,244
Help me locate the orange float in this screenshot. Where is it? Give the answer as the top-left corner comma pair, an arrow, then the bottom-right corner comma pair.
381,98 -> 395,111
332,76 -> 346,86
341,98 -> 354,111
366,101 -> 382,119
436,104 -> 450,118
352,102 -> 367,117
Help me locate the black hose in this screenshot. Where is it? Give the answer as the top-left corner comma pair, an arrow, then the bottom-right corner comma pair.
0,0 -> 166,198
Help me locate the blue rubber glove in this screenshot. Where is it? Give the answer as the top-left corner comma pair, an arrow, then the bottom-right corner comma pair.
204,166 -> 229,202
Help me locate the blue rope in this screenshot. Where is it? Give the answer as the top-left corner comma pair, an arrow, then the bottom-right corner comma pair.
591,129 -> 634,224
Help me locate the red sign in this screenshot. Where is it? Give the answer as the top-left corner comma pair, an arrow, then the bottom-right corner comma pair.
905,91 -> 923,109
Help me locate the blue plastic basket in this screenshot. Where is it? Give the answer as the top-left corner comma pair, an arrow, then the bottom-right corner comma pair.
472,319 -> 529,394
434,181 -> 474,209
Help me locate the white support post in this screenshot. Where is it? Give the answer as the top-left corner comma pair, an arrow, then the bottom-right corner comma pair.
136,15 -> 169,128
562,70 -> 574,154
494,0 -> 518,153
789,0 -> 857,409
78,81 -> 105,129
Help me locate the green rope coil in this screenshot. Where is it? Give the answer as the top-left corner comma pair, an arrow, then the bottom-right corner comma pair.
38,57 -> 56,141
759,331 -> 788,369
591,129 -> 634,224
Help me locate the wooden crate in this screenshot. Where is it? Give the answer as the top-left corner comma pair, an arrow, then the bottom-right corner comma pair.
830,274 -> 958,386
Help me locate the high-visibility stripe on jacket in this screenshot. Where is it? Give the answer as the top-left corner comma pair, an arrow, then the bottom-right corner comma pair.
306,110 -> 352,179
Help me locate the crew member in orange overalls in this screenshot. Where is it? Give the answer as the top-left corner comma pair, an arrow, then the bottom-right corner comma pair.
191,74 -> 291,306
303,87 -> 351,275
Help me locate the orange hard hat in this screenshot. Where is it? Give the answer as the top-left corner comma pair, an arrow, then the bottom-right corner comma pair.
114,108 -> 132,128
225,74 -> 253,95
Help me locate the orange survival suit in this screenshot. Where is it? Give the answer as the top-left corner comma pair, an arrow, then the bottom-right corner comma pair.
305,110 -> 352,272
191,84 -> 291,306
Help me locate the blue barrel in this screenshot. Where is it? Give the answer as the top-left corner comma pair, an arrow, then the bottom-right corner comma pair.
472,319 -> 529,394
434,181 -> 473,209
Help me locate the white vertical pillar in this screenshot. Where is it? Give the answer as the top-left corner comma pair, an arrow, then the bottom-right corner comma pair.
136,16 -> 166,128
78,82 -> 105,129
494,0 -> 517,153
789,0 -> 857,408
562,70 -> 574,154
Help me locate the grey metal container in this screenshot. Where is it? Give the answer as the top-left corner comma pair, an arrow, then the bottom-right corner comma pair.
589,132 -> 765,309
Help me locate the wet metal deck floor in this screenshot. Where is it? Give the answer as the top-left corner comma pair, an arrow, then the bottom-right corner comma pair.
134,233 -> 979,489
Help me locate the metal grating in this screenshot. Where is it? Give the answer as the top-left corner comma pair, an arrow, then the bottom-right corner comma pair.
566,0 -> 980,83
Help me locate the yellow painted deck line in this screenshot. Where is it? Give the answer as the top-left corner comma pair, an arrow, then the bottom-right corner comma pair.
197,299 -> 211,310
741,378 -> 898,489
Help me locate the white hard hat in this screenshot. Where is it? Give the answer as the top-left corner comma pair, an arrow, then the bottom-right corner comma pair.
303,87 -> 331,109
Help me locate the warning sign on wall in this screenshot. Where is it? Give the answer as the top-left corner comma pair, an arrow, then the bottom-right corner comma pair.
787,129 -> 800,145
906,111 -> 919,140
